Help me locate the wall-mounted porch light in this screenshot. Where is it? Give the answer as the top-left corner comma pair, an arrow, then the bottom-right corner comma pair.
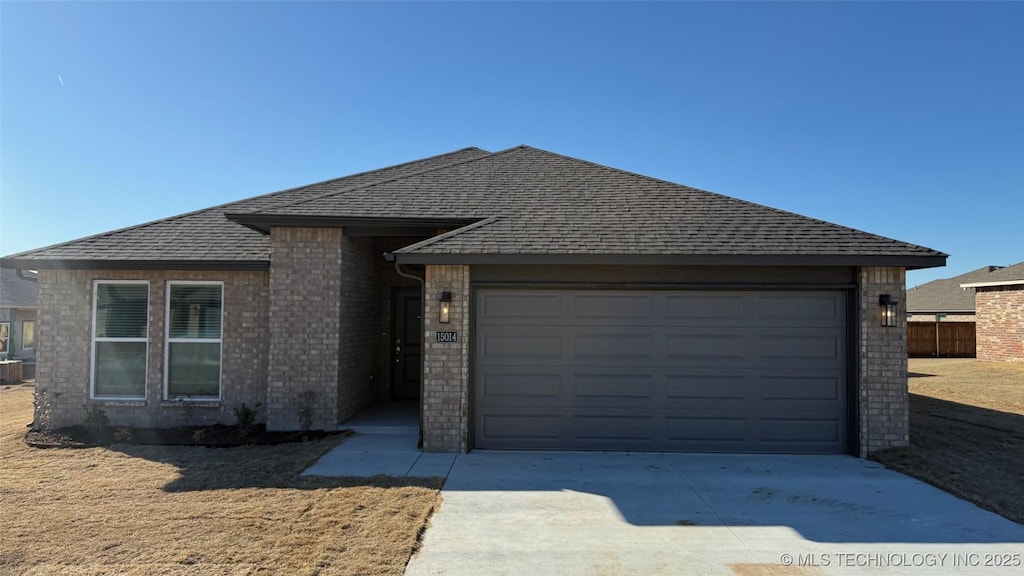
879,294 -> 898,327
439,291 -> 452,324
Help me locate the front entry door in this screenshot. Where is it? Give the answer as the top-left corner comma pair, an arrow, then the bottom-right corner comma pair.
392,288 -> 422,399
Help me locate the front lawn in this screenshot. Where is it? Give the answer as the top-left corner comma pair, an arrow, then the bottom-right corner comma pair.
873,359 -> 1024,525
0,384 -> 442,575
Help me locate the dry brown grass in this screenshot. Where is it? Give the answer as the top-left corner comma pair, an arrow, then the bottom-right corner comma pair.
0,384 -> 443,575
873,359 -> 1024,525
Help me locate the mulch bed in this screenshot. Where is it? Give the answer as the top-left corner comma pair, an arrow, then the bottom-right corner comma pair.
25,424 -> 349,449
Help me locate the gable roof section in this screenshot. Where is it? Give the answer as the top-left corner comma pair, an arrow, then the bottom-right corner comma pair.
907,265 -> 1005,313
0,268 -> 38,308
3,145 -> 946,270
0,147 -> 491,269
960,261 -> 1024,288
234,146 -> 945,268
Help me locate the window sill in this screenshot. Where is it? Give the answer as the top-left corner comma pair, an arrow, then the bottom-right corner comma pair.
88,399 -> 146,407
160,400 -> 221,409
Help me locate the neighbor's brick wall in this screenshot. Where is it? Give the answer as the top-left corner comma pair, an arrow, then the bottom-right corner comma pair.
857,266 -> 909,457
421,265 -> 470,453
337,236 -> 381,422
34,269 -> 269,429
267,227 -> 343,430
975,286 -> 1024,362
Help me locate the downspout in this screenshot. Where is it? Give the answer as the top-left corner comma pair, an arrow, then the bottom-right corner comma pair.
385,253 -> 426,449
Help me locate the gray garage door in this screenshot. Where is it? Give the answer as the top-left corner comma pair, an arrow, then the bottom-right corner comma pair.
474,289 -> 848,453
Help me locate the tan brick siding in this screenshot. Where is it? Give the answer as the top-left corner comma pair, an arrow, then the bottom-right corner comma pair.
267,227 -> 343,430
337,236 -> 381,422
857,266 -> 909,457
35,269 -> 268,429
421,265 -> 470,452
975,286 -> 1024,362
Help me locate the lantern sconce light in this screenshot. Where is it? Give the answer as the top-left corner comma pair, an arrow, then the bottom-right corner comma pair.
439,291 -> 452,324
879,294 -> 898,327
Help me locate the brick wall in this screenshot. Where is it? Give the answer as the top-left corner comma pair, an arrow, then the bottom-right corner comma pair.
34,269 -> 269,429
267,227 -> 343,430
975,286 -> 1024,362
337,236 -> 381,422
421,265 -> 470,452
857,266 -> 909,457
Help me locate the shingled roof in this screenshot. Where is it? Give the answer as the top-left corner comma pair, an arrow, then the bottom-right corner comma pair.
2,145 -> 946,270
907,266 -> 1005,313
0,268 -> 38,309
960,261 -> 1024,288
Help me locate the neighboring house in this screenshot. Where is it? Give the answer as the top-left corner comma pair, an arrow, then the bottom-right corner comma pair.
961,261 -> 1024,363
0,267 -> 39,378
0,146 -> 946,457
906,265 -> 1007,322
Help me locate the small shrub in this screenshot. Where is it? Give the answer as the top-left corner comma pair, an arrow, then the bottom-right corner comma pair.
233,402 -> 261,437
192,428 -> 207,445
33,389 -> 54,432
83,404 -> 112,444
113,427 -> 133,443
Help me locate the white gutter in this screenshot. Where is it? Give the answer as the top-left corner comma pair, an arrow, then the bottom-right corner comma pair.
960,279 -> 1024,289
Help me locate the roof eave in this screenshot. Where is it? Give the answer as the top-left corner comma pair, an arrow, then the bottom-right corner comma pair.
391,253 -> 948,268
960,279 -> 1024,288
0,258 -> 270,271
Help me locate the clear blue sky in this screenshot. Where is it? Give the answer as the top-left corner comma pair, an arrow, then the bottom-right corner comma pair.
2,2 -> 1021,287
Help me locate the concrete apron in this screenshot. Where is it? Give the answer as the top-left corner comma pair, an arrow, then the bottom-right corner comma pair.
403,452 -> 1024,576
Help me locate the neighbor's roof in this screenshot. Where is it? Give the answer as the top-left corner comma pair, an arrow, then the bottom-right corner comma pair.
907,266 -> 1006,313
960,261 -> 1024,289
2,145 -> 946,270
0,268 -> 38,309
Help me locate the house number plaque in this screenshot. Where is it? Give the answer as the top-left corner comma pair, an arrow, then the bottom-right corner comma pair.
436,331 -> 459,343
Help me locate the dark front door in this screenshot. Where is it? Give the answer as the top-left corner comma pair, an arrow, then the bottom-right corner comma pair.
392,288 -> 422,399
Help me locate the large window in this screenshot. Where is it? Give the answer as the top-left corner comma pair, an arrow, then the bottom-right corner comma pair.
0,322 -> 9,356
165,282 -> 223,399
92,281 -> 149,399
22,321 -> 35,350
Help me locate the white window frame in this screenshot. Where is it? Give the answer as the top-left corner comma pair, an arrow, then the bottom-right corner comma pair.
91,280 -> 149,400
164,280 -> 224,401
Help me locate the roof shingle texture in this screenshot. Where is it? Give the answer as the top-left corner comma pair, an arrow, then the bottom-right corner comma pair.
4,148 -> 491,263
0,268 -> 38,308
258,146 -> 943,258
4,145 -> 944,263
969,261 -> 1024,284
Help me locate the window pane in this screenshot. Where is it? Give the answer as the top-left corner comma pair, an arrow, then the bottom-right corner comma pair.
96,284 -> 148,338
22,321 -> 35,349
0,322 -> 8,354
168,342 -> 220,397
94,341 -> 147,397
169,285 -> 222,339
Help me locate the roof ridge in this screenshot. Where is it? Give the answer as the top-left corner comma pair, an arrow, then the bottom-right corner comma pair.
244,147 -> 529,214
392,216 -> 501,254
516,146 -> 947,257
1,147 -> 490,260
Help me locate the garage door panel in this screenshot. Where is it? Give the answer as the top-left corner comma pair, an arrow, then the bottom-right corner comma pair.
572,293 -> 653,319
756,294 -> 844,325
477,370 -> 562,401
474,289 -> 848,453
478,292 -> 561,320
573,331 -> 656,363
664,294 -> 747,320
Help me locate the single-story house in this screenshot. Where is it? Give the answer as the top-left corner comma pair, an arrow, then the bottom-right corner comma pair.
906,265 -> 1007,322
0,267 -> 38,379
1,146 -> 946,457
961,261 -> 1024,362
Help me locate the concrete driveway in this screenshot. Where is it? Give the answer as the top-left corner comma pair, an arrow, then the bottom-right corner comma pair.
404,452 -> 1024,576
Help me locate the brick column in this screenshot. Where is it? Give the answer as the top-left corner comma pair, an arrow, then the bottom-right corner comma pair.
857,266 -> 909,457
422,265 -> 471,452
266,227 -> 342,430
34,270 -> 92,428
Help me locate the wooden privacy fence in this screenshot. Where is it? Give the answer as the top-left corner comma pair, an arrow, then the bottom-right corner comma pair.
907,321 -> 976,358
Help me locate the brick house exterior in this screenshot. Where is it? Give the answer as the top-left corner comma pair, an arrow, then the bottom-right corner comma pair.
961,262 -> 1024,363
3,146 -> 946,457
